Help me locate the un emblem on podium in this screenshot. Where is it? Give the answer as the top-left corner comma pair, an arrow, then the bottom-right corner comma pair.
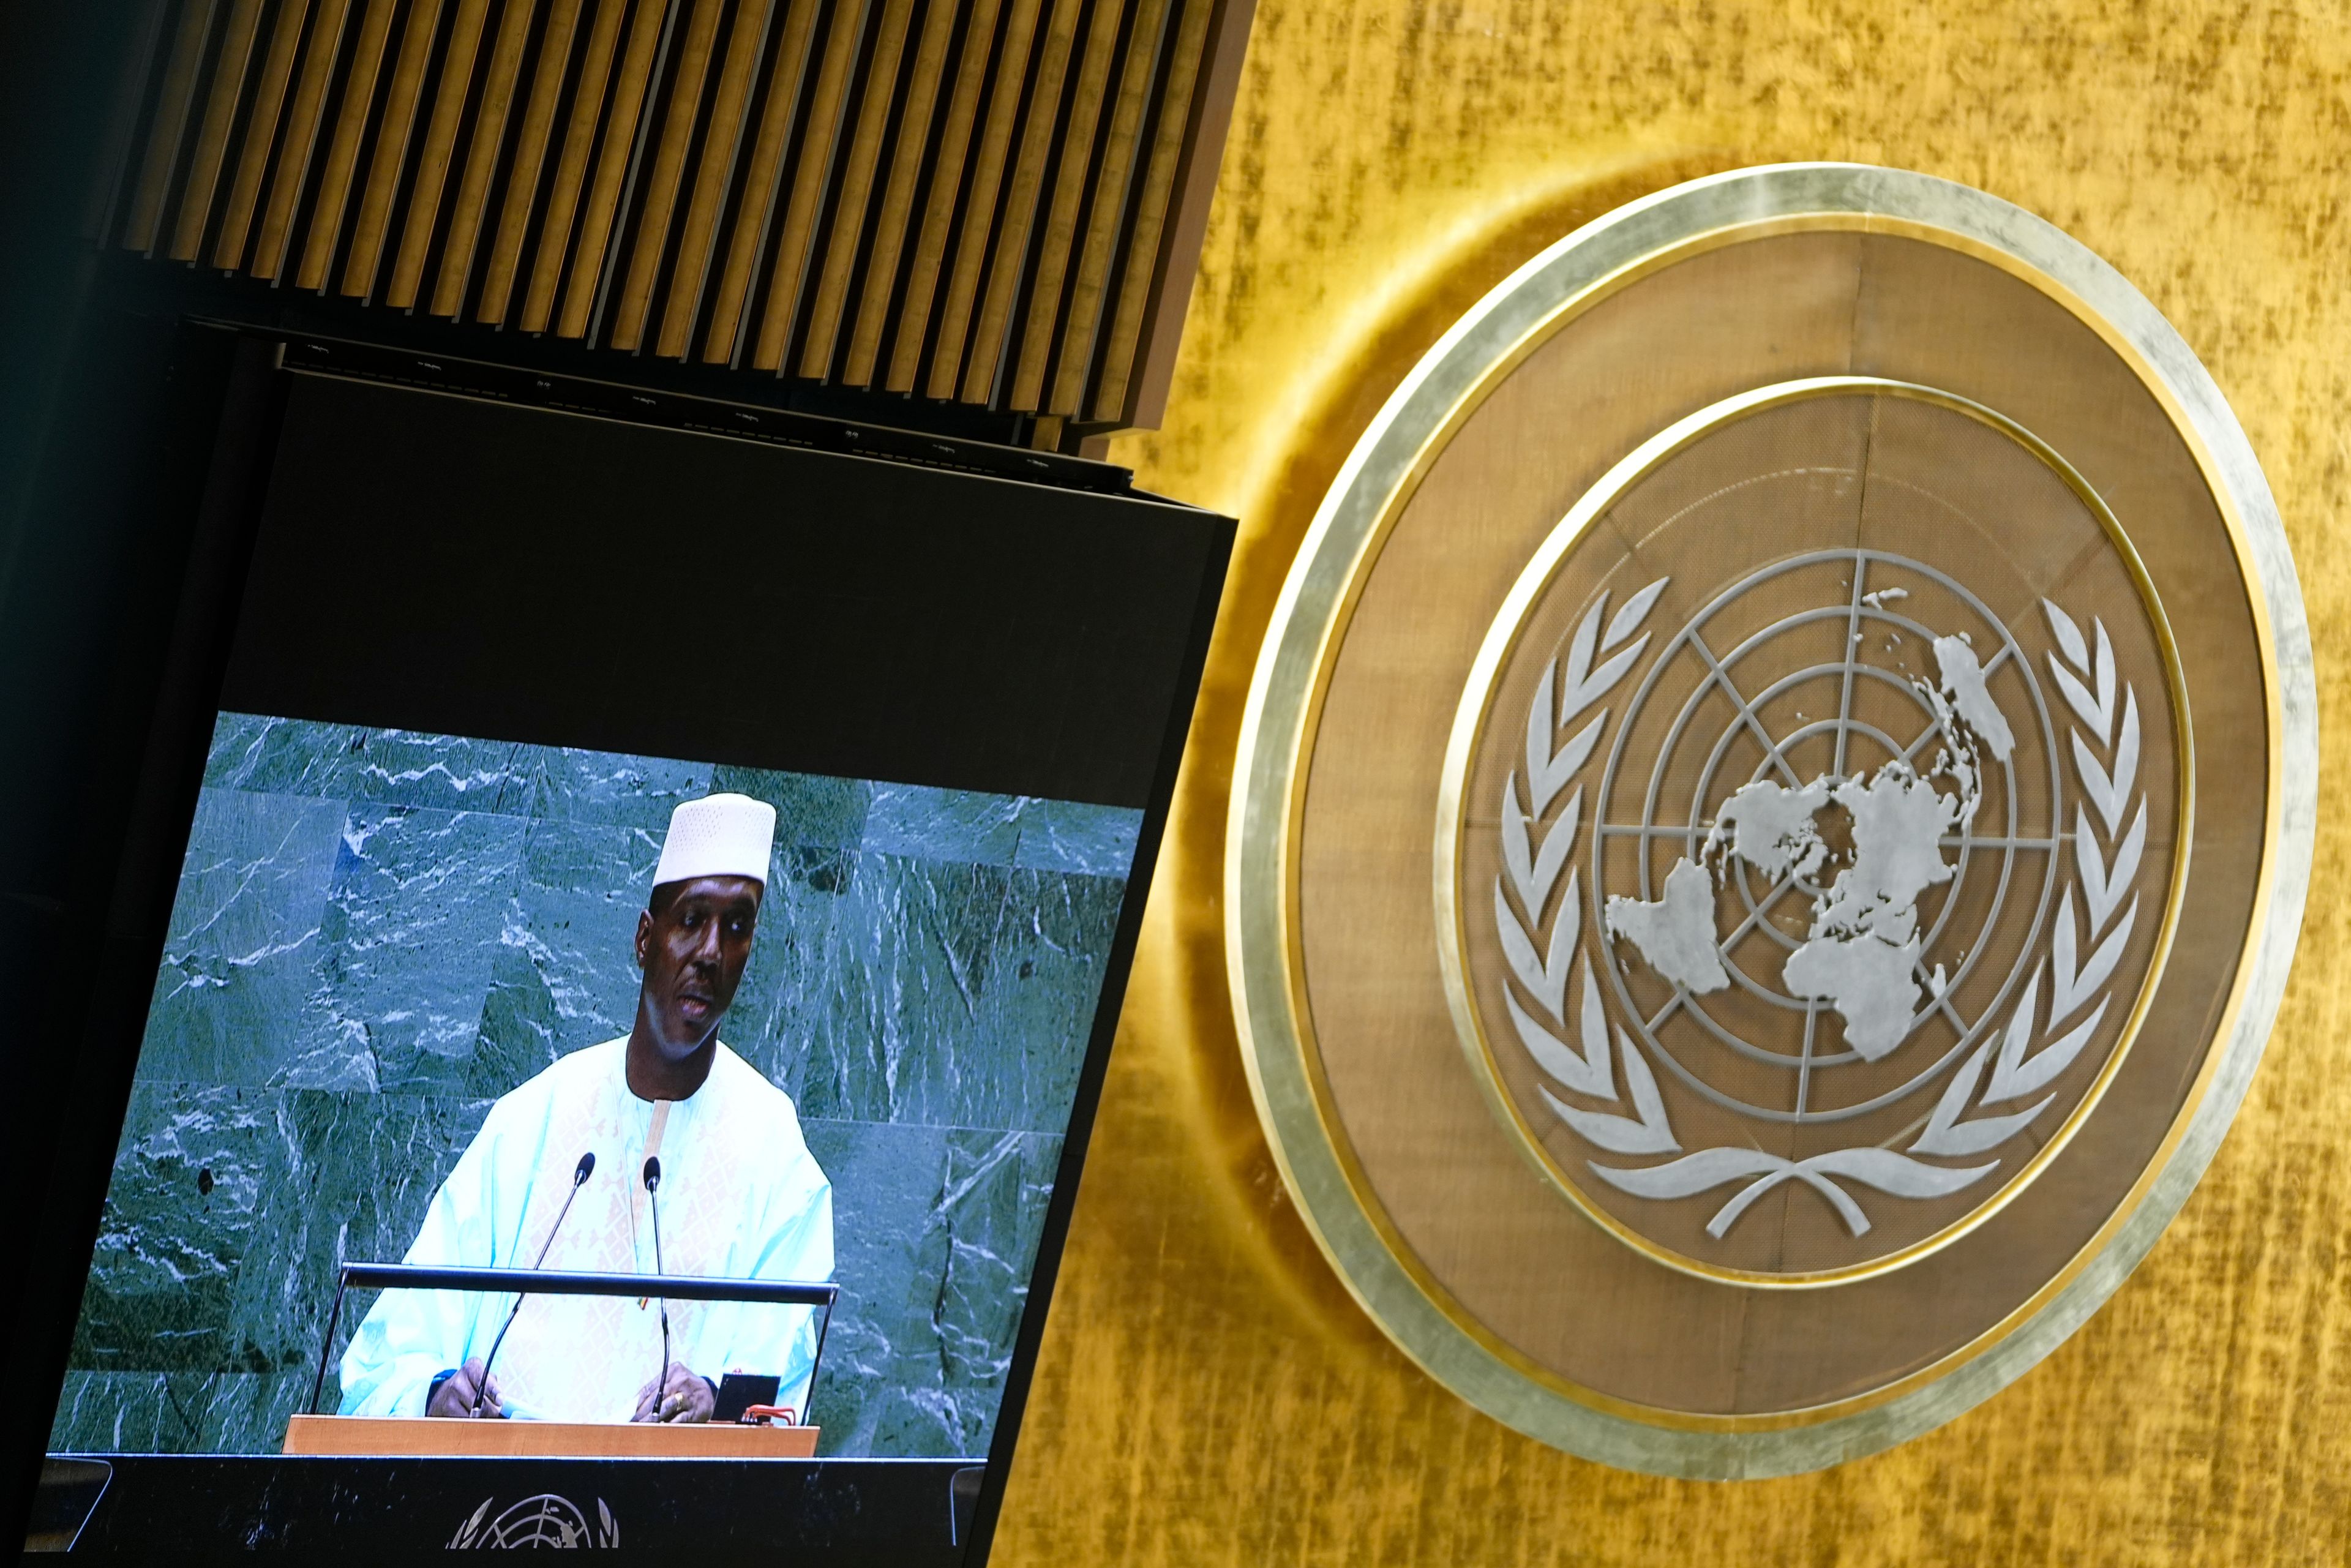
448,1493 -> 619,1549
1229,167 -> 2313,1474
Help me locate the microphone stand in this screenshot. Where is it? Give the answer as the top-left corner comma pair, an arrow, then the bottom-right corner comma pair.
472,1151 -> 596,1416
643,1157 -> 672,1422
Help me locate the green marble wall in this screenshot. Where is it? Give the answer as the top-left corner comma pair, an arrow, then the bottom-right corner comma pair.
48,715 -> 1141,1461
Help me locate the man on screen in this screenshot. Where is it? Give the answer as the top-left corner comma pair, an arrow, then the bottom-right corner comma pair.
337,793 -> 834,1424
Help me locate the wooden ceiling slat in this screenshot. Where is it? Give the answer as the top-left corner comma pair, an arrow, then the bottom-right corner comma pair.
252,0 -> 353,279
1005,0 -> 1123,411
696,0 -> 824,363
607,0 -> 729,348
1046,0 -> 1162,415
883,0 -> 1004,392
747,0 -> 874,370
126,0 -> 224,252
342,0 -> 449,296
168,0 -> 269,261
294,0 -> 396,288
654,0 -> 778,356
1112,0 -> 1243,427
384,0 -> 495,309
430,0 -> 542,315
477,0 -> 588,322
554,0 -> 670,337
1086,0 -> 1207,422
841,0 -> 961,386
520,0 -> 630,330
211,0 -> 314,269
117,0 -> 1244,429
955,0 -> 1084,403
796,0 -> 920,378
921,0 -> 1043,399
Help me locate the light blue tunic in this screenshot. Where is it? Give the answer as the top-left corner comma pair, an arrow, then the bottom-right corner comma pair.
337,1039 -> 833,1422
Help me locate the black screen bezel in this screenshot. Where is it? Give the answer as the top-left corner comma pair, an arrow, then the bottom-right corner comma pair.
5,333 -> 1231,1561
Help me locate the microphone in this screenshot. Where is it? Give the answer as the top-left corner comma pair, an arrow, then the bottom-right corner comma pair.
643,1156 -> 672,1422
472,1151 -> 595,1416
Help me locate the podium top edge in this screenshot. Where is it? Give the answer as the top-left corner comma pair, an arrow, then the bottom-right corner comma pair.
339,1262 -> 838,1307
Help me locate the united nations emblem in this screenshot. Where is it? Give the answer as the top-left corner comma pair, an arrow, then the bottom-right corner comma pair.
1438,381 -> 2187,1283
1229,167 -> 2313,1475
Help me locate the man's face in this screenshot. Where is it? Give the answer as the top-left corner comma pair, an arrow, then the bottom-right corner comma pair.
633,875 -> 763,1059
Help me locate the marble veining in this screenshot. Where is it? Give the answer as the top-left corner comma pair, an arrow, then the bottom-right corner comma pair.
138,790 -> 345,1087
866,784 -> 1144,879
801,1122 -> 1061,1459
287,806 -> 527,1094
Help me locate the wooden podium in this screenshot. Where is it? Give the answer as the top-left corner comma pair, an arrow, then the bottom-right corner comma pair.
294,1263 -> 839,1463
282,1414 -> 819,1458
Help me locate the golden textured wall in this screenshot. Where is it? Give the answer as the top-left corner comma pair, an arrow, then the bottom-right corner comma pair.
992,2 -> 2351,1562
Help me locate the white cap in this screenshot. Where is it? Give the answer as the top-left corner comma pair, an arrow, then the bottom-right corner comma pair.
652,793 -> 775,889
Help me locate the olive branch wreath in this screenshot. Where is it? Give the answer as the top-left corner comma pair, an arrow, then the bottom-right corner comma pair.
1494,589 -> 2144,1240
448,1494 -> 620,1549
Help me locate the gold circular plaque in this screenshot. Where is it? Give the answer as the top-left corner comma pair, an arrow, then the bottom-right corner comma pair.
1227,166 -> 2314,1476
1436,378 -> 2193,1288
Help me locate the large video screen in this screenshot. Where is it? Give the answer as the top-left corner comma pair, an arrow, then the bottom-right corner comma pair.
19,354 -> 1228,1559
50,712 -> 1141,1460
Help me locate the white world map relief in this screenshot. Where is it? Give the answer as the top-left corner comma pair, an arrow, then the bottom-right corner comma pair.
1605,636 -> 2014,1062
1482,549 -> 2158,1246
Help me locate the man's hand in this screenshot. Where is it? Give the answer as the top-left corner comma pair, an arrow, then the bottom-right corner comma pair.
631,1361 -> 714,1424
426,1359 -> 504,1419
